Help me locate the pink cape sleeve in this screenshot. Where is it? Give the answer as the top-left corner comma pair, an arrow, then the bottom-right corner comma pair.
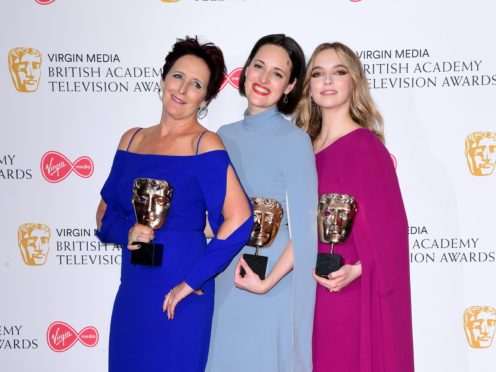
343,131 -> 415,372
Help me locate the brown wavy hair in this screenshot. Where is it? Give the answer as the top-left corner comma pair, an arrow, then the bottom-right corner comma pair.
294,42 -> 384,143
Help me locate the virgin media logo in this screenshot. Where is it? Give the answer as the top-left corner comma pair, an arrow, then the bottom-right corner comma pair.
46,321 -> 99,352
40,151 -> 94,183
35,0 -> 56,4
220,67 -> 242,90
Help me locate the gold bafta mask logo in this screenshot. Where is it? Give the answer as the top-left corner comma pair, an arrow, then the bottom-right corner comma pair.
132,178 -> 173,230
248,197 -> 284,248
18,223 -> 51,266
8,48 -> 43,93
463,306 -> 496,349
318,193 -> 358,244
465,132 -> 496,176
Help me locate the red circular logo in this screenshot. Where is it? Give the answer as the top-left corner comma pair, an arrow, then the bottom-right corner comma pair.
220,67 -> 242,90
46,321 -> 99,352
40,151 -> 94,183
36,0 -> 56,4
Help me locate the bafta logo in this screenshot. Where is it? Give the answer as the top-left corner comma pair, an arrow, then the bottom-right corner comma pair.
465,132 -> 496,176
242,197 -> 284,279
18,223 -> 51,266
463,306 -> 496,349
8,48 -> 42,93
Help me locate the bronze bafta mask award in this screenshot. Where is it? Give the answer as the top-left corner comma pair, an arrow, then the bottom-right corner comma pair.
131,178 -> 173,266
241,197 -> 284,280
316,193 -> 358,277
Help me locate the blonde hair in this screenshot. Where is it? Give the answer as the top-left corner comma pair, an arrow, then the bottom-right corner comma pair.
294,42 -> 384,143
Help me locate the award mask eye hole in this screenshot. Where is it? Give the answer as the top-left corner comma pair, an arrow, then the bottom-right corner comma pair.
25,238 -> 36,248
264,215 -> 273,223
18,62 -> 28,72
471,320 -> 482,329
473,148 -> 483,156
155,197 -> 166,206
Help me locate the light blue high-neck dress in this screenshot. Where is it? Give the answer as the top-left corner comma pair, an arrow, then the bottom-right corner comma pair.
206,108 -> 318,372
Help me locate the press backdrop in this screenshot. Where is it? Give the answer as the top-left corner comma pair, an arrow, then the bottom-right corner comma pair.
1,1 -> 495,371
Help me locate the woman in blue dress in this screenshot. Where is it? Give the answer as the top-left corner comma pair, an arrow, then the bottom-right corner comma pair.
206,34 -> 318,372
95,37 -> 253,372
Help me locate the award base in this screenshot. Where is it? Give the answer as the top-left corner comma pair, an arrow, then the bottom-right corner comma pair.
315,253 -> 342,278
240,253 -> 268,280
130,242 -> 163,267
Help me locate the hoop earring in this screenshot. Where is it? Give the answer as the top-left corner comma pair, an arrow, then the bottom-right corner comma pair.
197,105 -> 208,120
283,94 -> 288,104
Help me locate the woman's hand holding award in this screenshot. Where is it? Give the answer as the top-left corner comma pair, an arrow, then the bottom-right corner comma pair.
241,197 -> 283,280
130,178 -> 173,267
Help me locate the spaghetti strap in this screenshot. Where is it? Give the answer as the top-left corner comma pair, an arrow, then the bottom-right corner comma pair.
126,128 -> 143,151
195,130 -> 208,155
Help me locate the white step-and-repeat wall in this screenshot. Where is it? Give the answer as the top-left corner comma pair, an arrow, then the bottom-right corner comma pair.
1,1 -> 495,371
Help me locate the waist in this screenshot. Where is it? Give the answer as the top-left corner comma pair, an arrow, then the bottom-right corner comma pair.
153,229 -> 205,244
159,227 -> 204,233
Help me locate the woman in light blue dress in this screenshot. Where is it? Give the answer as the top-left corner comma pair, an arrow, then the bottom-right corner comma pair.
207,34 -> 318,372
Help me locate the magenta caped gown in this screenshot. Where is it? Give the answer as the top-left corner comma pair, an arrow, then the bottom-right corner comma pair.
313,128 -> 415,372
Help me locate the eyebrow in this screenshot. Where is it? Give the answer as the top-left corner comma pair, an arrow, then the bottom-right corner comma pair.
311,64 -> 348,72
253,59 -> 286,74
171,70 -> 206,85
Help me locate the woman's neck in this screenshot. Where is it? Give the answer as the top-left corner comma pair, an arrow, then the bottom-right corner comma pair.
159,111 -> 198,137
314,106 -> 360,152
246,104 -> 276,116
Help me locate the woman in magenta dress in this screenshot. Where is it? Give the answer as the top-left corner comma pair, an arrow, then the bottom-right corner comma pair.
95,37 -> 253,372
294,42 -> 415,372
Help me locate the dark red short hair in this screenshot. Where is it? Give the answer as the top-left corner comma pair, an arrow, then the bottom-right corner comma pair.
161,36 -> 226,103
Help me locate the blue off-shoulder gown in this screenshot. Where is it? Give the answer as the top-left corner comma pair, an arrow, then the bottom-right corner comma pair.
206,108 -> 318,372
97,146 -> 253,372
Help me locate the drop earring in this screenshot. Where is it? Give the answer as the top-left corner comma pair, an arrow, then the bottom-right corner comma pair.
197,105 -> 208,119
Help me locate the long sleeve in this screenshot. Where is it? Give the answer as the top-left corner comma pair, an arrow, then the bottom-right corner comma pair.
184,150 -> 253,291
343,132 -> 414,372
343,133 -> 409,295
280,129 -> 318,372
96,151 -> 135,247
